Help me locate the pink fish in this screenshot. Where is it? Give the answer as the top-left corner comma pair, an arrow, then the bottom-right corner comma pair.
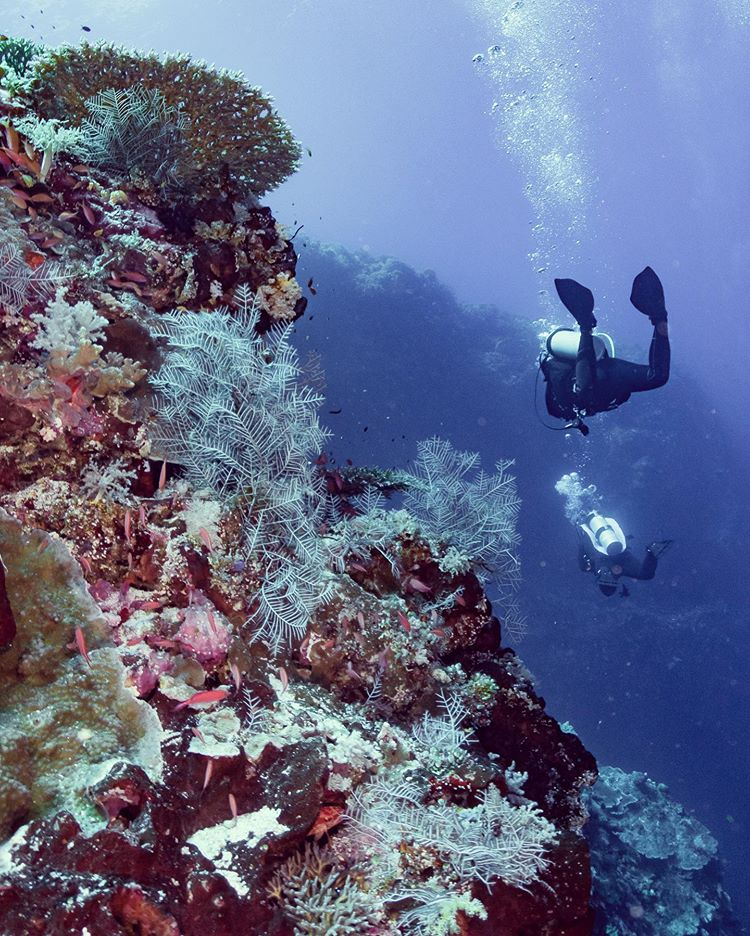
81,202 -> 96,226
202,758 -> 213,790
228,792 -> 238,820
230,662 -> 242,692
75,625 -> 92,666
198,527 -> 213,552
278,666 -> 289,693
120,269 -> 149,284
408,577 -> 431,594
174,688 -> 230,711
397,611 -> 411,634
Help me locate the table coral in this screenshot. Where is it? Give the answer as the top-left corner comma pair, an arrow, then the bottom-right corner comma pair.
21,42 -> 301,198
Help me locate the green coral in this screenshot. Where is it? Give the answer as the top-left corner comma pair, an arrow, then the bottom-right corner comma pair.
0,36 -> 43,90
22,42 -> 301,197
0,509 -> 162,839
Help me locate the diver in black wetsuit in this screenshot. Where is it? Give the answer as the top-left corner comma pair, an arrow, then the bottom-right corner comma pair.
541,266 -> 670,435
577,512 -> 673,597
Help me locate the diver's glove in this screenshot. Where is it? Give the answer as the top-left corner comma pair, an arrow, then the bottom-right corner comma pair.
630,266 -> 667,324
554,278 -> 597,331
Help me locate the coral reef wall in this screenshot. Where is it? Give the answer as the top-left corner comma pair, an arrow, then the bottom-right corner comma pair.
0,38 -> 598,935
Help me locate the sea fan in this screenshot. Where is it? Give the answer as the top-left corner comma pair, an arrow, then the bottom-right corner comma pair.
151,286 -> 332,650
0,245 -> 67,315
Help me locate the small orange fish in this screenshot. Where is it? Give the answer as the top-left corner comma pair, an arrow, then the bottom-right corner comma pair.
192,726 -> 206,743
202,758 -> 213,790
356,611 -> 365,629
158,460 -> 167,491
174,688 -> 230,711
75,625 -> 92,666
198,527 -> 213,552
228,792 -> 238,820
207,609 -> 218,634
124,508 -> 132,543
397,611 -> 411,634
24,250 -> 45,269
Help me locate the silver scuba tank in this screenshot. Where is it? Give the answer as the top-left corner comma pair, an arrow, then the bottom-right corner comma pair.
546,327 -> 615,362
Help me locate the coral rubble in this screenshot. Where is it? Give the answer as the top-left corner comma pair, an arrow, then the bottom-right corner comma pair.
0,38 -> 598,935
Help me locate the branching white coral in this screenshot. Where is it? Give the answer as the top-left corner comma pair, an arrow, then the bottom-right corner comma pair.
389,884 -> 488,935
151,285 -> 332,651
0,246 -> 67,316
32,287 -> 108,354
80,457 -> 137,505
12,114 -> 84,181
403,437 -> 522,598
349,776 -> 557,891
411,691 -> 475,774
267,841 -> 383,934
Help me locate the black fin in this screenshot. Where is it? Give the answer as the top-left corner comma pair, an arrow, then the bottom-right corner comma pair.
648,539 -> 674,559
630,266 -> 667,322
554,278 -> 597,330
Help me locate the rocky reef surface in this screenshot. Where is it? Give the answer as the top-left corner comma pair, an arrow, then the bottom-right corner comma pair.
0,38 -> 600,935
586,767 -> 741,936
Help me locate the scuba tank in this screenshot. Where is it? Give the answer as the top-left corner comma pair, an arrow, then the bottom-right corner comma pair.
536,328 -> 616,436
580,512 -> 627,556
546,327 -> 615,362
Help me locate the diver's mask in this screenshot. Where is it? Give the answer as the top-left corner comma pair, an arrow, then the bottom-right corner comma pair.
581,512 -> 627,556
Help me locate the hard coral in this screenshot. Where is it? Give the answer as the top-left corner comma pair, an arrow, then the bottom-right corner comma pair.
0,509 -> 162,840
23,42 -> 302,197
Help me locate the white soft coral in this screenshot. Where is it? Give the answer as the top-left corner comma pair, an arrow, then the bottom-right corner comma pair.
32,287 -> 108,355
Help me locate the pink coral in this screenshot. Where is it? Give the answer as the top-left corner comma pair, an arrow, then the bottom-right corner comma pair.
175,603 -> 230,666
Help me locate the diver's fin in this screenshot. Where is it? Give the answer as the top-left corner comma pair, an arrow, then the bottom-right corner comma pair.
648,539 -> 674,559
554,278 -> 597,331
630,266 -> 667,322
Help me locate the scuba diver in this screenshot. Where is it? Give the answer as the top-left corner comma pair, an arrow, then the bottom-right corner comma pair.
540,266 -> 670,435
555,473 -> 672,597
577,511 -> 673,597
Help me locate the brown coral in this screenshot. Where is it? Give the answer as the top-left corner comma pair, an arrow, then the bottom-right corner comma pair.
23,42 -> 302,197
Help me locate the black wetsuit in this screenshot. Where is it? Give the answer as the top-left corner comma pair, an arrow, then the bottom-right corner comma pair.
577,532 -> 658,597
544,323 -> 670,420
